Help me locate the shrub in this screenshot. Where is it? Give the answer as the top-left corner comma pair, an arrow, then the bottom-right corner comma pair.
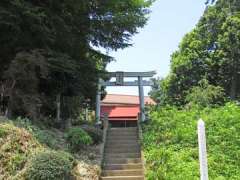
0,123 -> 41,179
186,79 -> 225,108
34,130 -> 58,149
25,150 -> 74,180
65,127 -> 93,150
81,125 -> 102,144
0,126 -> 8,137
143,103 -> 240,179
13,117 -> 58,149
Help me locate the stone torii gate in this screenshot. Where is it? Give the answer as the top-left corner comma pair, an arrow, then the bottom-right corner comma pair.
96,71 -> 156,123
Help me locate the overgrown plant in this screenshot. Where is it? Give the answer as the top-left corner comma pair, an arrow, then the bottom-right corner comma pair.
185,79 -> 225,108
65,127 -> 93,151
24,150 -> 74,180
143,103 -> 240,179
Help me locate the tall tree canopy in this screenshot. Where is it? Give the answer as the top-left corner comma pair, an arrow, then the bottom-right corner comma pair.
0,0 -> 153,123
151,0 -> 240,106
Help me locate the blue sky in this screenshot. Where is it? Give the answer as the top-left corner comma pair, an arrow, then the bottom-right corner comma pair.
106,0 -> 206,96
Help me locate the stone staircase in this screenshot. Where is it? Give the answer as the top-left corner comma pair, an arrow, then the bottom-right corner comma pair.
100,127 -> 144,180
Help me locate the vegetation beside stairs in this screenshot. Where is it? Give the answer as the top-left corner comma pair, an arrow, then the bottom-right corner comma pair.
0,116 -> 102,180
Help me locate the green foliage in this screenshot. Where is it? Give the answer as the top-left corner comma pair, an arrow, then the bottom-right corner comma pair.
0,126 -> 8,137
150,0 -> 240,106
143,103 -> 240,179
0,0 -> 152,125
13,117 -> 60,149
149,78 -> 169,106
0,118 -> 100,179
81,125 -> 103,144
0,123 -> 42,179
25,150 -> 74,180
186,79 -> 225,107
65,127 -> 93,150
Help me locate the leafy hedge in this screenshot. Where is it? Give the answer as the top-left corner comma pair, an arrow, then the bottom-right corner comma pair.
143,103 -> 240,180
0,123 -> 42,179
65,127 -> 93,151
81,125 -> 103,144
25,150 -> 74,180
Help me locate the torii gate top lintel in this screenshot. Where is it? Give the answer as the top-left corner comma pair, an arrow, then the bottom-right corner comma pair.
100,71 -> 156,87
108,71 -> 156,78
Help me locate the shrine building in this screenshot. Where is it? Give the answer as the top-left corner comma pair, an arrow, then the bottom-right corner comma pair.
101,94 -> 155,127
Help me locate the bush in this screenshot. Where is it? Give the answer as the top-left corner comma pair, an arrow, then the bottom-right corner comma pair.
13,117 -> 58,149
65,127 -> 93,150
25,150 -> 74,180
81,125 -> 102,144
0,123 -> 41,179
186,79 -> 225,108
143,103 -> 240,179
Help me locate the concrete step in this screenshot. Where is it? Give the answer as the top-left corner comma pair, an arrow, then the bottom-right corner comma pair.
107,139 -> 138,143
108,133 -> 138,137
106,138 -> 138,144
105,158 -> 142,164
106,141 -> 140,146
107,134 -> 138,138
105,147 -> 140,153
102,169 -> 143,176
109,129 -> 137,132
105,153 -> 141,159
100,176 -> 144,180
109,128 -> 137,131
107,136 -> 138,141
106,145 -> 140,149
106,142 -> 140,148
104,163 -> 143,170
110,127 -> 137,131
101,126 -> 144,180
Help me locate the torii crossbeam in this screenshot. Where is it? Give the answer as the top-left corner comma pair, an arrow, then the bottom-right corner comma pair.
96,71 -> 156,123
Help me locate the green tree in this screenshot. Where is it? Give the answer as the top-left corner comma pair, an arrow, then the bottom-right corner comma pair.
151,0 -> 240,106
185,79 -> 225,108
0,0 -> 153,125
216,14 -> 240,100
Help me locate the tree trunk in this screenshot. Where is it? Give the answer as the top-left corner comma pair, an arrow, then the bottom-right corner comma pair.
56,93 -> 61,123
61,96 -> 71,129
230,74 -> 237,100
230,59 -> 238,100
6,95 -> 13,119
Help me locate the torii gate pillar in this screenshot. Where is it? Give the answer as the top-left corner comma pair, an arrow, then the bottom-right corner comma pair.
96,82 -> 101,124
138,76 -> 145,122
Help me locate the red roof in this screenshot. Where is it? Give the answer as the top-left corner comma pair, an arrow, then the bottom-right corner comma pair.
101,106 -> 139,120
100,94 -> 155,121
101,94 -> 156,105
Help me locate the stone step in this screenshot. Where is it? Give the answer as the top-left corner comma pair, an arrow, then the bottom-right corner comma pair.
101,126 -> 144,180
104,163 -> 143,170
106,142 -> 140,148
102,169 -> 143,176
107,133 -> 138,137
108,133 -> 138,137
105,147 -> 140,153
106,138 -> 138,144
107,136 -> 138,141
110,127 -> 137,131
110,129 -> 137,131
109,129 -> 137,132
100,176 -> 144,180
105,153 -> 141,159
107,143 -> 139,146
105,158 -> 142,164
